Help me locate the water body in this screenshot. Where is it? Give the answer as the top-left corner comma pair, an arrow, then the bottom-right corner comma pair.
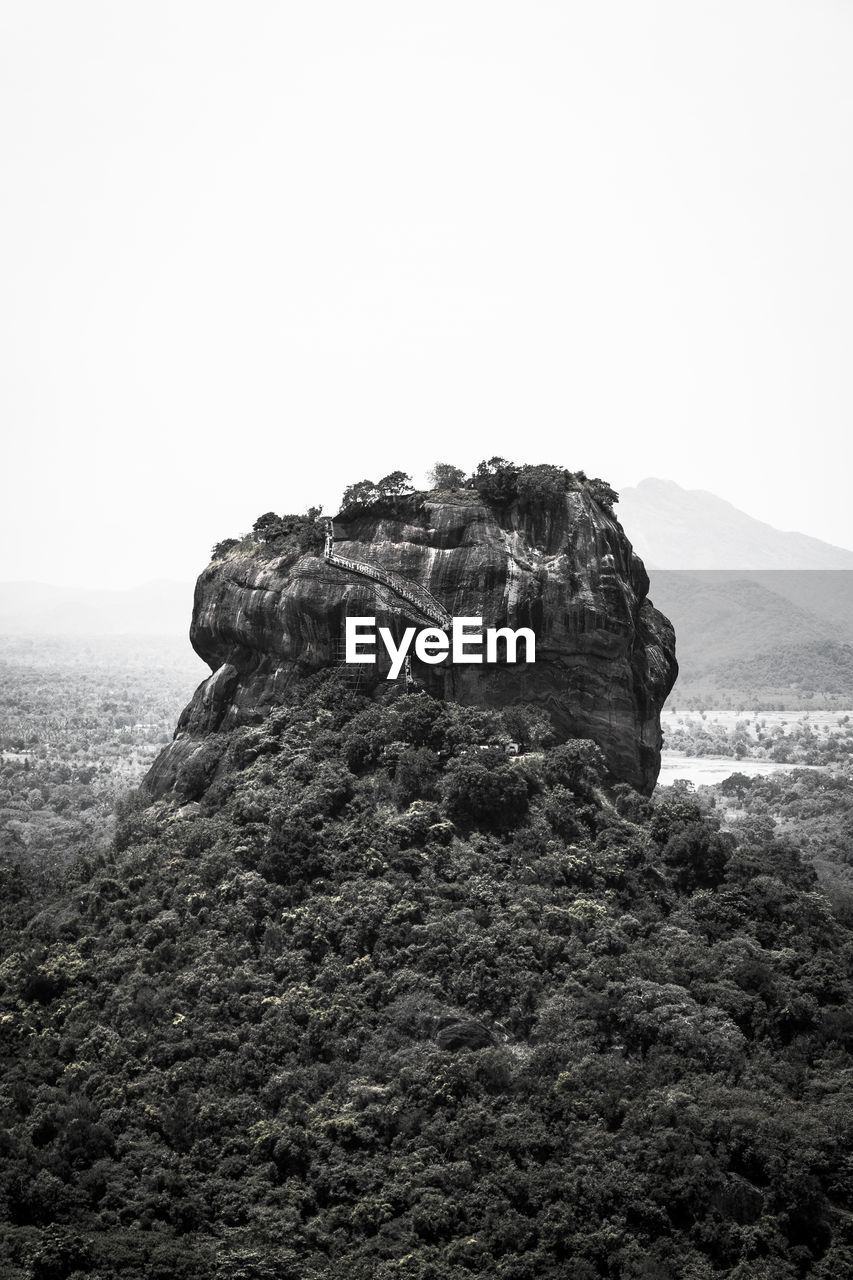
657,753 -> 826,788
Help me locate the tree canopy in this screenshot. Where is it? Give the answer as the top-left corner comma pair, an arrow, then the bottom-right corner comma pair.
428,462 -> 467,491
1,678 -> 851,1277
339,473 -> 415,513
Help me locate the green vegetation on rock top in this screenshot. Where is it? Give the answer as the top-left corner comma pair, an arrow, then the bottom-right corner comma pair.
207,460 -> 620,564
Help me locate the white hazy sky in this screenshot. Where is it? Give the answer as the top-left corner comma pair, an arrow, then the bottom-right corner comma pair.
2,1 -> 852,589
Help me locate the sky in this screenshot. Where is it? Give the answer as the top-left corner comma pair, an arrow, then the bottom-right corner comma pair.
2,1 -> 852,589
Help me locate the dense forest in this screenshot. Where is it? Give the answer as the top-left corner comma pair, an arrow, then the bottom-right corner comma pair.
0,637 -> 204,881
662,710 -> 853,767
2,673 -> 853,1278
703,769 -> 853,906
660,710 -> 853,902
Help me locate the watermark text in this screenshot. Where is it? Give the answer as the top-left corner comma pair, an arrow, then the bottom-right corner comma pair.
345,616 -> 535,679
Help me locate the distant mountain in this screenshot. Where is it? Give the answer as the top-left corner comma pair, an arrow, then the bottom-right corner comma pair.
644,574 -> 839,676
619,478 -> 853,569
645,571 -> 853,700
716,639 -> 853,697
648,570 -> 853,657
0,580 -> 194,636
614,479 -> 853,701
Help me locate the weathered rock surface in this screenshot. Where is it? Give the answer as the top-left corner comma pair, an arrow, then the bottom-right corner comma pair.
144,491 -> 677,797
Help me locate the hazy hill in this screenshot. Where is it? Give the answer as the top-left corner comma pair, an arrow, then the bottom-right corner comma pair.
612,481 -> 853,701
645,574 -> 838,675
0,580 -> 194,636
620,478 -> 853,569
646,571 -> 853,701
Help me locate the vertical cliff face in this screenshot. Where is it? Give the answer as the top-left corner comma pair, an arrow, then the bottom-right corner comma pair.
144,490 -> 677,797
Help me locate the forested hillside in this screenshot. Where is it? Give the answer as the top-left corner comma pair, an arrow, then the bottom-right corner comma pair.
2,675 -> 852,1278
647,573 -> 853,709
0,636 -> 205,879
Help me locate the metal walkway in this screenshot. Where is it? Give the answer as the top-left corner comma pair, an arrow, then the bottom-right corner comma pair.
323,522 -> 451,630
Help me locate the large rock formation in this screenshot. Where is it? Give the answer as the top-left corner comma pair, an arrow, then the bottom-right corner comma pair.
145,490 -> 677,797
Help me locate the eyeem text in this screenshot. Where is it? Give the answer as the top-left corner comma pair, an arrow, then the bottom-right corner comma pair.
345,616 -> 536,680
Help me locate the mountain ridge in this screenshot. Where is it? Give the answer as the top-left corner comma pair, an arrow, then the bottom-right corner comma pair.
619,478 -> 853,569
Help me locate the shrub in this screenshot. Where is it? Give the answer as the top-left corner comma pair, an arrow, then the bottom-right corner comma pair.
473,456 -> 520,505
541,739 -> 606,796
393,747 -> 440,807
210,538 -> 240,561
441,751 -> 529,829
428,463 -> 466,490
517,464 -> 570,505
583,475 -> 619,511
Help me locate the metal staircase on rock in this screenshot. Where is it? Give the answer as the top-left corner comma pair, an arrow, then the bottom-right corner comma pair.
323,522 -> 451,629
